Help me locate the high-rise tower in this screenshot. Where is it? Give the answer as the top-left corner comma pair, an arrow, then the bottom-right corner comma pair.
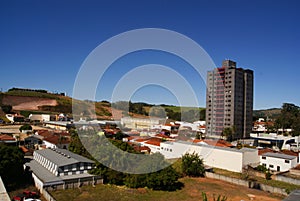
206,60 -> 253,139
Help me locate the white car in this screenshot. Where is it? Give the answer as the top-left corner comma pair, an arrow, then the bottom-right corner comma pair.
24,199 -> 41,201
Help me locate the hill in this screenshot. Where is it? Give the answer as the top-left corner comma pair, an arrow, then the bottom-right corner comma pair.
0,90 -> 114,120
253,108 -> 281,120
1,88 -> 281,122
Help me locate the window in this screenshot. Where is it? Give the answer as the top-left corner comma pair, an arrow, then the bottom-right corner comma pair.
269,164 -> 274,168
285,160 -> 290,164
262,163 -> 266,167
170,149 -> 172,152
262,156 -> 266,160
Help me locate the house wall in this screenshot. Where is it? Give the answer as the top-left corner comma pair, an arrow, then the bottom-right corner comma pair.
189,145 -> 243,172
159,141 -> 249,172
243,149 -> 260,167
260,155 -> 297,172
32,173 -> 44,192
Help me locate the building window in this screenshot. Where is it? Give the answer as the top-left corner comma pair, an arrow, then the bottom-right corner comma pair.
262,156 -> 266,160
285,160 -> 290,164
269,164 -> 274,168
262,163 -> 266,167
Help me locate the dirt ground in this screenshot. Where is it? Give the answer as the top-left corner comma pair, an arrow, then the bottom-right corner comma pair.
188,177 -> 284,201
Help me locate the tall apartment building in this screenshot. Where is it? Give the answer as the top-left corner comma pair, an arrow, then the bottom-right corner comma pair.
206,60 -> 253,139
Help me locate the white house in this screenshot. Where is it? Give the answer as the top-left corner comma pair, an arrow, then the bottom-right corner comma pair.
29,114 -> 51,122
260,152 -> 298,172
159,140 -> 259,173
121,117 -> 164,130
25,148 -> 100,191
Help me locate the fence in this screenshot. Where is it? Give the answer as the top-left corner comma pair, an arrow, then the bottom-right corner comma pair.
275,174 -> 300,186
40,176 -> 103,201
41,188 -> 56,201
205,172 -> 287,196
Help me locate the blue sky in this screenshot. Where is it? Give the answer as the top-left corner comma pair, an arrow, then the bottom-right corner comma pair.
0,0 -> 299,109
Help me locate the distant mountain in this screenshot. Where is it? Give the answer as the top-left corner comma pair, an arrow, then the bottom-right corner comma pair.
0,88 -> 282,122
253,108 -> 281,120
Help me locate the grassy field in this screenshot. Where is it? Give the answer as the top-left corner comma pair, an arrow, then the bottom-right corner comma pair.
51,177 -> 284,201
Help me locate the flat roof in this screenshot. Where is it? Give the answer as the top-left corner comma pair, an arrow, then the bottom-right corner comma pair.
163,140 -> 257,153
44,121 -> 71,126
262,152 -> 297,160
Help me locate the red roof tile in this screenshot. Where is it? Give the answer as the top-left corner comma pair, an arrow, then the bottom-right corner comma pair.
0,134 -> 15,141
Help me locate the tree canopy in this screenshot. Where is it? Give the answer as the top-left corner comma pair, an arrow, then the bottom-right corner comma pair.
181,152 -> 205,177
19,124 -> 32,132
0,144 -> 25,190
275,103 -> 300,136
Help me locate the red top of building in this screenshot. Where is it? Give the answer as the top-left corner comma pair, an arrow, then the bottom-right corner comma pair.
0,134 -> 15,141
192,139 -> 232,148
258,148 -> 299,157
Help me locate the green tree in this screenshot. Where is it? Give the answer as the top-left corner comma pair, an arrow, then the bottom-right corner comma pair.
222,127 -> 234,141
124,165 -> 181,191
181,152 -> 205,177
275,103 -> 300,134
0,144 -> 25,190
68,130 -> 92,159
19,124 -> 32,132
1,105 -> 12,113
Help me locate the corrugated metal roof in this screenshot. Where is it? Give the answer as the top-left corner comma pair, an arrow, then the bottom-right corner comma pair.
25,160 -> 96,186
34,148 -> 94,167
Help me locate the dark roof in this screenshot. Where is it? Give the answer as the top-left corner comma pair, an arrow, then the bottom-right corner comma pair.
34,148 -> 94,167
25,160 -> 96,186
262,152 -> 297,160
282,189 -> 300,201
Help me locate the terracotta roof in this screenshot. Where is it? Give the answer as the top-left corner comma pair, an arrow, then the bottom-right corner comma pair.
19,146 -> 29,153
258,148 -> 299,157
258,148 -> 274,155
0,134 -> 15,141
44,135 -> 70,145
192,139 -> 232,147
134,146 -> 151,152
135,138 -> 149,142
145,140 -> 160,146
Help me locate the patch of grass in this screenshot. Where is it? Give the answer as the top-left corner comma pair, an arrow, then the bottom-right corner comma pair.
51,177 -> 283,201
213,168 -> 300,193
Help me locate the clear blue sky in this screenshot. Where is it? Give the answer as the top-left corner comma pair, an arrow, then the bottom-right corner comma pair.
0,0 -> 299,109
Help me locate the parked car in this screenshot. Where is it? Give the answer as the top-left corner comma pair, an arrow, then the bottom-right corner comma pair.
23,190 -> 39,199
24,199 -> 41,201
11,195 -> 24,201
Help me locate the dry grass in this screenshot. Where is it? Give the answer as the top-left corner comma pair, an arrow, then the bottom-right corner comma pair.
51,177 -> 285,201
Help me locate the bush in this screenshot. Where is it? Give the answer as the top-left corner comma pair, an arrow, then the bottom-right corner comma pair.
265,169 -> 272,180
19,124 -> 32,132
182,152 -> 205,177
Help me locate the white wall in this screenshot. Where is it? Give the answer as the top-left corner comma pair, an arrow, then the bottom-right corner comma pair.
189,145 -> 243,172
158,141 -> 257,173
243,149 -> 260,166
260,155 -> 298,172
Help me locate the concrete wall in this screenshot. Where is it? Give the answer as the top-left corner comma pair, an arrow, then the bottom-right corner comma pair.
206,172 -> 287,196
274,174 -> 300,186
0,177 -> 10,201
243,149 -> 259,166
